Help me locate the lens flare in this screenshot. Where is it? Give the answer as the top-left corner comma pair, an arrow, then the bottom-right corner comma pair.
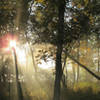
10,40 -> 16,48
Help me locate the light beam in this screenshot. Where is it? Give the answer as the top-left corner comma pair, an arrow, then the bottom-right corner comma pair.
9,40 -> 16,48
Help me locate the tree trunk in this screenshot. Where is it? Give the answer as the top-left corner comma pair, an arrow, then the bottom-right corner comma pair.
72,64 -> 76,84
30,46 -> 37,72
13,48 -> 23,100
62,55 -> 67,88
76,40 -> 80,82
53,45 -> 63,100
53,0 -> 65,100
97,45 -> 99,72
25,32 -> 37,72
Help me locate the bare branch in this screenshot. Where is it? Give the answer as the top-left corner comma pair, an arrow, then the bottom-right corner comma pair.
67,54 -> 100,80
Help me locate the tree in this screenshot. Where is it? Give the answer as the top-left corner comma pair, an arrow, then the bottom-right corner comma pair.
1,0 -> 100,100
67,53 -> 100,80
28,0 -> 97,100
0,0 -> 16,34
53,0 -> 66,100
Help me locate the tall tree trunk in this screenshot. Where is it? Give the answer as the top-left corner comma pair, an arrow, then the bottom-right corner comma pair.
53,45 -> 63,100
76,40 -> 80,82
97,35 -> 100,72
97,41 -> 99,72
15,0 -> 30,29
0,56 -> 3,82
62,55 -> 67,88
25,32 -> 37,72
24,1 -> 37,73
53,0 -> 65,100
13,48 -> 23,100
72,64 -> 76,84
30,45 -> 37,72
85,37 -> 89,81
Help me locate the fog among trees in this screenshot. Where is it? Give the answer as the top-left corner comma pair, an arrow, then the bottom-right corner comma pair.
0,0 -> 100,100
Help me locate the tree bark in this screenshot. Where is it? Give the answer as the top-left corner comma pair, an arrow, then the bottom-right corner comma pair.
13,48 -> 23,100
62,55 -> 67,88
72,63 -> 76,84
53,45 -> 63,100
53,1 -> 65,100
76,40 -> 80,82
97,45 -> 99,72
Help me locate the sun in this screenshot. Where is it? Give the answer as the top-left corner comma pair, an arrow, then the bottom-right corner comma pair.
9,40 -> 16,48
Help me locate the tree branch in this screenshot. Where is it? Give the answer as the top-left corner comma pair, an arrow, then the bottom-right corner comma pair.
67,54 -> 100,80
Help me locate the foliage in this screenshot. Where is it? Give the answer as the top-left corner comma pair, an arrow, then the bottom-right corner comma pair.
0,0 -> 100,100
